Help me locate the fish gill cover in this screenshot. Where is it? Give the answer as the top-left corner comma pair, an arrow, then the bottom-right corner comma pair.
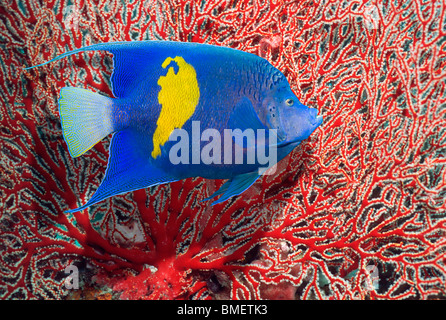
0,0 -> 445,300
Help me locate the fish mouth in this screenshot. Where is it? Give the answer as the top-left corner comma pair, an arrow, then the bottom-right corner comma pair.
310,114 -> 323,127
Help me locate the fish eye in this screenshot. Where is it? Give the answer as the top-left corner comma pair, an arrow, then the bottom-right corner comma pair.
285,99 -> 294,106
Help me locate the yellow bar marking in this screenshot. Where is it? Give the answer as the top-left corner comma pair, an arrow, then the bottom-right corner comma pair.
152,56 -> 200,158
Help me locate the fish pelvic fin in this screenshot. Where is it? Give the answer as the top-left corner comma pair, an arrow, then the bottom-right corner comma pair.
202,171 -> 261,205
59,87 -> 114,157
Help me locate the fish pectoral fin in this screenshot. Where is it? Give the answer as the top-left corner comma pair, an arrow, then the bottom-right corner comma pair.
65,129 -> 176,213
229,97 -> 266,131
228,97 -> 268,149
206,171 -> 261,205
200,180 -> 231,202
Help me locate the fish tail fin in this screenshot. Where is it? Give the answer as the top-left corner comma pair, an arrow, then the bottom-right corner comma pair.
59,87 -> 115,157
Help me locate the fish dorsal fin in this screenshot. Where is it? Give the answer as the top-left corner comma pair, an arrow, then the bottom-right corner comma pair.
25,41 -> 167,98
66,129 -> 176,213
107,43 -> 156,98
86,42 -> 163,98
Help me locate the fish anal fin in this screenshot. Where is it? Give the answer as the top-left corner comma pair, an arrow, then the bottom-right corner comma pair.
66,129 -> 176,212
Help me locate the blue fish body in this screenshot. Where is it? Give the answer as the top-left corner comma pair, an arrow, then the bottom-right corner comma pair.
25,41 -> 323,212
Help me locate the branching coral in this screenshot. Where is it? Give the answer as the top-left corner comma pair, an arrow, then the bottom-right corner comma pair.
0,0 -> 445,299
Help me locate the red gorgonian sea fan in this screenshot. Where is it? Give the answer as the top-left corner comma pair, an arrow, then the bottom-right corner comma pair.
1,0 -> 445,299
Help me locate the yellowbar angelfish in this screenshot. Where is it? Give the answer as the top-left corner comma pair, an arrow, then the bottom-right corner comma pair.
25,41 -> 323,212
